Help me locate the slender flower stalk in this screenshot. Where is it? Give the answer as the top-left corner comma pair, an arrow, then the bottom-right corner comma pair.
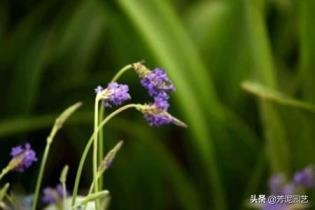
111,64 -> 133,82
93,62 -> 142,192
0,183 -> 10,202
98,106 -> 104,190
95,64 -> 135,190
88,141 -> 123,196
93,82 -> 131,209
71,191 -> 110,210
98,64 -> 135,190
93,78 -> 131,192
71,104 -> 140,207
59,165 -> 69,210
71,62 -> 186,209
0,168 -> 10,181
93,95 -> 100,210
31,102 -> 81,210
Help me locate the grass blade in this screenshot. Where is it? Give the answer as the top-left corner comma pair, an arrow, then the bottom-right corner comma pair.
243,0 -> 290,174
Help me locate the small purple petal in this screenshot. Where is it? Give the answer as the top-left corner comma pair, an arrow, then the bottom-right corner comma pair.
10,143 -> 37,172
10,146 -> 23,157
140,68 -> 175,97
144,112 -> 173,126
154,95 -> 169,110
102,82 -> 131,107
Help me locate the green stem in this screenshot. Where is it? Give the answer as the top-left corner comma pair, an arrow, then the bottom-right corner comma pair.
0,167 -> 10,181
72,191 -> 109,210
96,64 -> 133,191
98,106 -> 104,190
60,165 -> 69,210
0,183 -> 10,202
71,104 -> 139,207
31,102 -> 81,210
81,173 -> 103,210
88,167 -> 108,197
111,64 -> 133,82
93,97 -> 100,209
31,129 -> 57,210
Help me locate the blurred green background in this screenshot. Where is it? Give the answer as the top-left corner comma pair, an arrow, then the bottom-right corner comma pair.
1,0 -> 315,209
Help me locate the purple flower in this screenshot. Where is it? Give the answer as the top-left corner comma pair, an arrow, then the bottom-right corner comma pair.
154,94 -> 169,110
10,143 -> 37,172
96,82 -> 131,107
267,174 -> 296,197
138,102 -> 186,127
42,184 -> 68,204
144,112 -> 173,126
293,166 -> 314,188
138,102 -> 172,126
259,166 -> 315,210
140,68 -> 175,97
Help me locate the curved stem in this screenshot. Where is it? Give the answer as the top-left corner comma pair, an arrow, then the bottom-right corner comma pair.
95,64 -> 132,191
71,104 -> 139,207
111,64 -> 133,82
32,102 -> 81,210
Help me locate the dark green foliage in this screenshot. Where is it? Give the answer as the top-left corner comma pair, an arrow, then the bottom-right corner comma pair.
0,0 -> 314,209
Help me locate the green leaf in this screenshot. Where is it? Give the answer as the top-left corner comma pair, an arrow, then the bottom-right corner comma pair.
242,81 -> 315,113
114,1 -> 226,209
243,0 -> 290,174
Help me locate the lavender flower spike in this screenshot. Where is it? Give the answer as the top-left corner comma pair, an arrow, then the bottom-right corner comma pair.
10,143 -> 37,172
293,166 -> 315,188
137,103 -> 187,127
140,68 -> 175,97
42,184 -> 68,204
95,82 -> 131,107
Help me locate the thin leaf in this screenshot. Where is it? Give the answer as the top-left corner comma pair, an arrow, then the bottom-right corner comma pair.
243,0 -> 290,174
242,81 -> 315,113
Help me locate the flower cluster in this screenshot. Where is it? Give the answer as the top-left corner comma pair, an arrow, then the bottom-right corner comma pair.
140,104 -> 173,126
42,184 -> 68,204
263,166 -> 314,210
95,82 -> 131,107
133,63 -> 177,126
140,68 -> 175,98
0,62 -> 186,210
9,143 -> 37,172
95,62 -> 185,127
